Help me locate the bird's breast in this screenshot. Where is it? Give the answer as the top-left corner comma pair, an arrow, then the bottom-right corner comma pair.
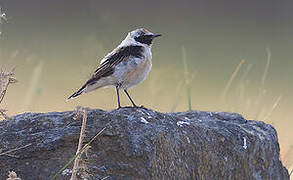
115,50 -> 152,89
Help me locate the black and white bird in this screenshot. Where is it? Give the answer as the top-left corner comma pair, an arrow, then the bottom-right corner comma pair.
68,28 -> 161,108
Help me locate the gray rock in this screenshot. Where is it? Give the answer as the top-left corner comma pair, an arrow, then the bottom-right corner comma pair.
0,108 -> 289,180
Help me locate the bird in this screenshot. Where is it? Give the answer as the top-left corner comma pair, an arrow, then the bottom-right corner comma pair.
68,28 -> 161,108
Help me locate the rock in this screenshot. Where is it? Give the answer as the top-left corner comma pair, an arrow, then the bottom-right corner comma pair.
0,108 -> 289,180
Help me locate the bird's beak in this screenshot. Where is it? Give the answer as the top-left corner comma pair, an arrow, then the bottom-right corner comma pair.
152,34 -> 162,38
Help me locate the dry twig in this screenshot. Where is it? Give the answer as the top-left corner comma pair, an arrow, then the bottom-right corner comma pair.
0,143 -> 32,157
70,108 -> 88,180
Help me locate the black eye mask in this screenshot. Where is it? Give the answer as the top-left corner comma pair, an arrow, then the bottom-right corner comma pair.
134,35 -> 154,45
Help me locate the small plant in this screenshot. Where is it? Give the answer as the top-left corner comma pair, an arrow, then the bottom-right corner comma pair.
0,7 -> 16,119
0,68 -> 17,119
7,171 -> 21,180
50,107 -> 107,180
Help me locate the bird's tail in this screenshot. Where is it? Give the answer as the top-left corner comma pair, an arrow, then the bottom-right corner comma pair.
67,85 -> 86,100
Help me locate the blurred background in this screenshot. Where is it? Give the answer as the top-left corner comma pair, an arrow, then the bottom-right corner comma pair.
0,0 -> 292,171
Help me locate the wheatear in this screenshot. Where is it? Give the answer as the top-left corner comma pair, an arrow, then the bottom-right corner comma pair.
68,28 -> 161,108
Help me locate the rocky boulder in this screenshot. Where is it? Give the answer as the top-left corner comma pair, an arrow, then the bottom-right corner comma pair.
0,108 -> 289,179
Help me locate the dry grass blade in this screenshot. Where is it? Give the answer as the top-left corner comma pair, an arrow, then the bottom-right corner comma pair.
263,95 -> 282,122
282,145 -> 293,168
233,64 -> 252,113
70,108 -> 88,180
0,143 -> 32,158
254,89 -> 267,119
221,59 -> 245,100
254,47 -> 272,120
23,61 -> 43,109
50,125 -> 107,180
0,143 -> 32,157
239,64 -> 253,83
261,47 -> 271,87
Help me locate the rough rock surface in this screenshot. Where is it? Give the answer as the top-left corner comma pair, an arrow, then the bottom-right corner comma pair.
0,108 -> 289,180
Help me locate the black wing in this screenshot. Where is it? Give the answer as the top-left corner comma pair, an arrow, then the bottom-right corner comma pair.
68,45 -> 144,99
86,45 -> 144,85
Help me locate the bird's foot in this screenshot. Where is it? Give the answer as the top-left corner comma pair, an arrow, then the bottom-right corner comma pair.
133,105 -> 145,109
117,105 -> 145,109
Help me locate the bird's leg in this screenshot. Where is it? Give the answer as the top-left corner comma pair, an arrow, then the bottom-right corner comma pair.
124,89 -> 138,108
116,86 -> 121,109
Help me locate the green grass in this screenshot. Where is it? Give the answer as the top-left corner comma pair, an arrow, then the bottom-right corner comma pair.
171,46 -> 197,111
182,46 -> 192,111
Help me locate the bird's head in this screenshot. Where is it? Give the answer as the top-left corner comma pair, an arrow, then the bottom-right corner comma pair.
122,28 -> 161,47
